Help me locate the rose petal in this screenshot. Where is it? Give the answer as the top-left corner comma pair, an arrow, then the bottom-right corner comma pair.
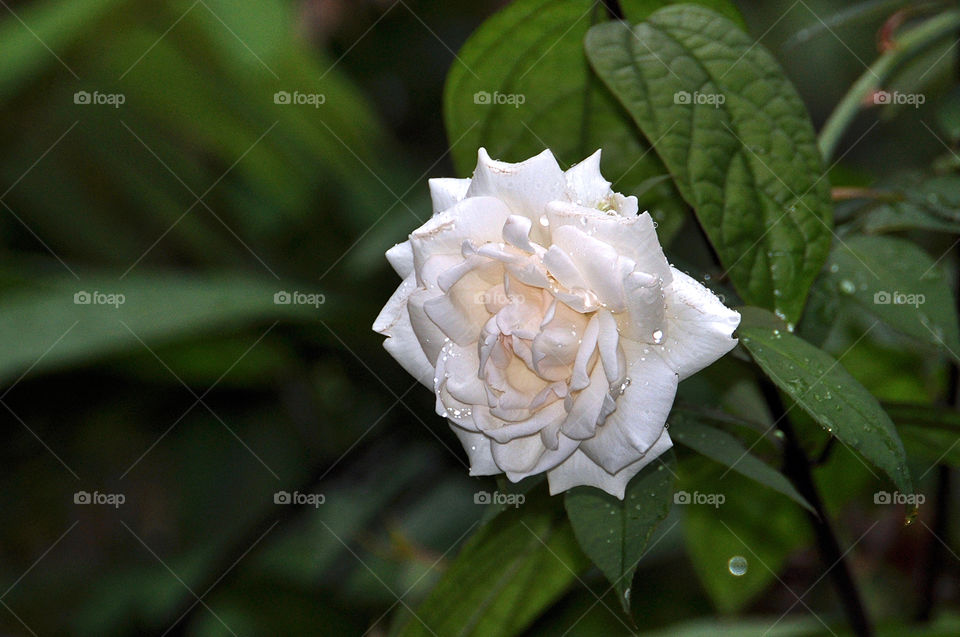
546,428 -> 673,499
546,202 -> 671,284
372,276 -> 434,388
385,241 -> 414,278
578,353 -> 677,473
429,177 -> 470,214
410,196 -> 512,272
450,425 -> 500,476
466,148 -> 566,239
660,269 -> 740,380
563,149 -> 611,206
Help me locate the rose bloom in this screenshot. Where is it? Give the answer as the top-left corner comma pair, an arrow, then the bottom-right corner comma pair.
373,149 -> 739,498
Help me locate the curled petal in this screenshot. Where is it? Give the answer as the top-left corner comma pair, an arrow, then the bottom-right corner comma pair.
660,269 -> 741,380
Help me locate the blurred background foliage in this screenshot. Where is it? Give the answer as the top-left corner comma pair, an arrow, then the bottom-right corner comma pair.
0,0 -> 959,634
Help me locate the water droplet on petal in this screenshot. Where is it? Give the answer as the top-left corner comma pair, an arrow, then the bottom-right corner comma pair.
652,329 -> 664,344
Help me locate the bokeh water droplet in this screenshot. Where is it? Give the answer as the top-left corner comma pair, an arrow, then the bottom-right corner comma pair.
728,555 -> 748,576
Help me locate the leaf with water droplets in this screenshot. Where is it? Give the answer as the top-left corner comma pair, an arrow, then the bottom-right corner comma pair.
584,6 -> 832,324
822,235 -> 960,361
740,308 -> 914,497
669,412 -> 814,513
564,450 -> 676,613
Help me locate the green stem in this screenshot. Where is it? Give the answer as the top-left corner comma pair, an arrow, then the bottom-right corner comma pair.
818,9 -> 960,161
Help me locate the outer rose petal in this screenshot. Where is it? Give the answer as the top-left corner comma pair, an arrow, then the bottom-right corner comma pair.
546,428 -> 673,498
372,275 -> 434,388
660,269 -> 740,381
466,148 -> 566,232
385,241 -> 414,278
410,196 -> 512,272
429,177 -> 471,215
578,352 -> 678,474
450,425 -> 500,476
563,150 -> 610,205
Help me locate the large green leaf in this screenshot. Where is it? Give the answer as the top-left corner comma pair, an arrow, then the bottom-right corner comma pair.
442,0 -> 699,242
822,235 -> 960,359
668,412 -> 813,512
564,451 -> 676,613
0,272 -> 322,383
585,6 -> 833,324
392,493 -> 587,637
739,308 -> 914,496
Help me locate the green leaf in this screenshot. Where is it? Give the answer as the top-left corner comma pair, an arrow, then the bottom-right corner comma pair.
739,308 -> 915,496
585,6 -> 833,324
886,403 -> 960,467
442,0 -> 691,240
822,235 -> 960,360
392,493 -> 587,637
862,175 -> 960,235
0,0 -> 125,100
0,272 -> 322,383
564,450 -> 676,613
668,412 -> 814,513
622,0 -> 744,26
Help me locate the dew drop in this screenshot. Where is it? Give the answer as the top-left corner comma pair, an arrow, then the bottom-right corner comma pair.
838,279 -> 856,295
727,555 -> 748,576
651,329 -> 664,344
539,215 -> 550,227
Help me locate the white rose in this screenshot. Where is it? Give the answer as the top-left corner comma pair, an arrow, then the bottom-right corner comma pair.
373,149 -> 740,498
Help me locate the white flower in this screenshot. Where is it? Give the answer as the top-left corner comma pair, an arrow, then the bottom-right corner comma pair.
373,149 -> 740,498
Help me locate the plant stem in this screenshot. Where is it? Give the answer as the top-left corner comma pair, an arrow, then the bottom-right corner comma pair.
818,9 -> 960,161
760,379 -> 874,637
